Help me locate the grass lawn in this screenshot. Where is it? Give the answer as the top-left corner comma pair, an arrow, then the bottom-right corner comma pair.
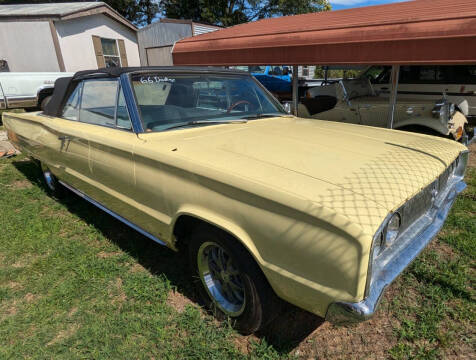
0,144 -> 474,359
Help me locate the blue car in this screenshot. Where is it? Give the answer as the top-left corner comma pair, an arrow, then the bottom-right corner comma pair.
233,66 -> 293,98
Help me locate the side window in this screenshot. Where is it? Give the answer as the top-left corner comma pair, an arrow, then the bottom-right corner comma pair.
365,66 -> 388,84
418,66 -> 438,81
80,80 -> 118,127
116,86 -> 132,130
399,66 -> 420,83
451,66 -> 476,84
62,83 -> 82,121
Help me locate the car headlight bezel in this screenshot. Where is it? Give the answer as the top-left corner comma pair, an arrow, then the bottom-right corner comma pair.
384,212 -> 401,246
366,210 -> 403,296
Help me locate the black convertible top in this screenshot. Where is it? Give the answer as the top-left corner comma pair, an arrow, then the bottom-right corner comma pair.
44,66 -> 248,117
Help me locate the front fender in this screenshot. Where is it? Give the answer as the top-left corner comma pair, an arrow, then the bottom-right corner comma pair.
169,202 -> 371,318
170,206 -> 262,263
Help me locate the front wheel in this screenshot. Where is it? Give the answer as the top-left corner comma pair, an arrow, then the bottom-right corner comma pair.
188,225 -> 280,334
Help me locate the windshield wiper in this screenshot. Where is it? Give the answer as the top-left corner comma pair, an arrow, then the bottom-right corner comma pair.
240,113 -> 284,120
163,119 -> 248,131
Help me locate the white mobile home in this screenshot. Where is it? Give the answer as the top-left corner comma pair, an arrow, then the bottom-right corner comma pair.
0,2 -> 140,72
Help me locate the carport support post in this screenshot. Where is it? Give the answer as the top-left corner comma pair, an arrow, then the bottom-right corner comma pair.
292,65 -> 299,116
387,65 -> 400,128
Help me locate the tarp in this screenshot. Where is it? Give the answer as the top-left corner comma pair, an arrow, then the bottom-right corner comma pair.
172,0 -> 476,66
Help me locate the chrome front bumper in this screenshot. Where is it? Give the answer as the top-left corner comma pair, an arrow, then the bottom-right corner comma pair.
325,178 -> 466,325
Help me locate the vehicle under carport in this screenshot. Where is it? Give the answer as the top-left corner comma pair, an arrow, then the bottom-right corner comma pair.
171,0 -> 476,142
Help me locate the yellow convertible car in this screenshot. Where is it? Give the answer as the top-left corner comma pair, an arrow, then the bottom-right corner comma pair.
3,67 -> 469,334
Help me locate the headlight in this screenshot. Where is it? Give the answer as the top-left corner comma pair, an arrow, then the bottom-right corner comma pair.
385,212 -> 401,245
449,103 -> 456,117
432,103 -> 447,119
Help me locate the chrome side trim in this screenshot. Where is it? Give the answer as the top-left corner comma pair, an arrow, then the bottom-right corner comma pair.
58,180 -> 167,247
326,177 -> 466,325
6,96 -> 37,109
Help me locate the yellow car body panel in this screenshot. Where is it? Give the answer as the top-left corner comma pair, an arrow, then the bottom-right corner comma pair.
2,111 -> 467,318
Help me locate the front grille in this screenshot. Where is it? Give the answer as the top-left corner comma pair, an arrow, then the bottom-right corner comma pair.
401,184 -> 433,232
400,158 -> 456,233
439,159 -> 457,193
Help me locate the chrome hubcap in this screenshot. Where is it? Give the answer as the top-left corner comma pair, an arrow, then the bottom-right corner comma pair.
41,164 -> 56,191
197,242 -> 246,316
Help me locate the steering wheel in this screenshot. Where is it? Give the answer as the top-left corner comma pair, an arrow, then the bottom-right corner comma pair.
227,100 -> 252,113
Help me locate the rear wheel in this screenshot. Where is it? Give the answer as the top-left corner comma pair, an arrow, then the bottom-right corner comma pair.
40,163 -> 66,198
188,224 -> 280,334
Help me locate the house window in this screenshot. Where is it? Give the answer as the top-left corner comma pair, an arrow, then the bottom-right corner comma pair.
302,66 -> 309,77
92,35 -> 128,69
100,38 -> 121,68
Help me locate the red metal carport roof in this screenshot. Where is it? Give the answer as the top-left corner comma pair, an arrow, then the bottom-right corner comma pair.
172,0 -> 476,66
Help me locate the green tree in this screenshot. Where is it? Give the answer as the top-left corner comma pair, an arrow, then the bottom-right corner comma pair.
0,0 -> 158,26
160,0 -> 331,27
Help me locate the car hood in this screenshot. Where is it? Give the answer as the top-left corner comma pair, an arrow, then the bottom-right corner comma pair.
138,117 -> 465,235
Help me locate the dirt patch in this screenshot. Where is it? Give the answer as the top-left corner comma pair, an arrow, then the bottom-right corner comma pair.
468,143 -> 476,169
68,307 -> 78,318
10,180 -> 32,190
23,293 -> 39,303
10,254 -> 42,268
0,300 -> 18,321
129,263 -> 147,273
243,283 -> 404,359
430,239 -> 458,261
46,324 -> 80,346
233,335 -> 256,355
0,132 -> 19,158
97,251 -> 122,259
6,281 -> 23,290
167,290 -> 195,313
109,278 -> 127,308
290,313 -> 399,359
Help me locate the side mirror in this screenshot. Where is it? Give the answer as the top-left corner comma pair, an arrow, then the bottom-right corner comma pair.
283,101 -> 293,114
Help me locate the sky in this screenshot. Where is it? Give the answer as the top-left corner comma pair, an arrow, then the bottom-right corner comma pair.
329,0 -> 411,10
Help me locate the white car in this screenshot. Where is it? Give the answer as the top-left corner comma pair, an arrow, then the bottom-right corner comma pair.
306,66 -> 476,119
363,65 -> 476,118
0,72 -> 73,111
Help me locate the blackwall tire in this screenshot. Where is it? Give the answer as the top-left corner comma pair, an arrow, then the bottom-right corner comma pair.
188,224 -> 281,335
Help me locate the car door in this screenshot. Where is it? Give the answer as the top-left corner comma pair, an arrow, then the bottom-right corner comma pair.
44,82 -> 92,191
76,78 -> 139,221
323,81 -> 360,124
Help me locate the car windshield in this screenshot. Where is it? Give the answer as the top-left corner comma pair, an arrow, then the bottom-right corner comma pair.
131,73 -> 286,132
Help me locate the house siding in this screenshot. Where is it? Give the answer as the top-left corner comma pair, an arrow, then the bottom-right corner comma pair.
0,21 -> 59,72
55,13 -> 140,72
138,22 -> 192,66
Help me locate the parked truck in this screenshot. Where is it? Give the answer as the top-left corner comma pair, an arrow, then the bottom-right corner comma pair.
0,72 -> 73,111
